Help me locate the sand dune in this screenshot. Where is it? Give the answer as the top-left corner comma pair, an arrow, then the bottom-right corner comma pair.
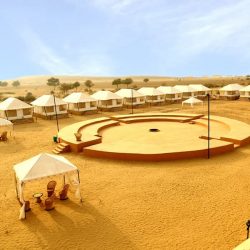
0,100 -> 250,249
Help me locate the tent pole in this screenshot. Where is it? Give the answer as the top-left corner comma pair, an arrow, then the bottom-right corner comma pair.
4,110 -> 8,120
14,174 -> 19,200
63,175 -> 65,185
53,94 -> 59,132
77,170 -> 83,203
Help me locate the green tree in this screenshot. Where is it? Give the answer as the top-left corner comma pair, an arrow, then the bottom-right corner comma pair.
47,77 -> 60,90
0,81 -> 8,87
25,92 -> 36,102
143,78 -> 149,84
123,78 -> 133,88
12,80 -> 20,87
59,83 -> 73,95
84,80 -> 94,92
72,81 -> 80,91
112,78 -> 121,89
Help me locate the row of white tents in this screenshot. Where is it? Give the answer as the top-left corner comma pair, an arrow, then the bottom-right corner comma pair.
0,84 -> 249,122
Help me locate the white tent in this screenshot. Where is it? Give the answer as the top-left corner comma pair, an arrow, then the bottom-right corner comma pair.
0,118 -> 13,135
63,92 -> 97,113
240,85 -> 250,100
219,84 -> 243,100
156,86 -> 182,101
137,87 -> 165,104
182,97 -> 203,107
91,91 -> 123,110
115,89 -> 145,106
31,95 -> 68,118
189,84 -> 211,97
13,153 -> 82,219
174,85 -> 197,98
0,97 -> 33,121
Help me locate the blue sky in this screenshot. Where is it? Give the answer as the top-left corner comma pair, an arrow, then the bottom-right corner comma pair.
1,0 -> 250,79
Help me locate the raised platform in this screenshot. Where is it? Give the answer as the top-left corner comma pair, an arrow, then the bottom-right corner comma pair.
57,113 -> 250,161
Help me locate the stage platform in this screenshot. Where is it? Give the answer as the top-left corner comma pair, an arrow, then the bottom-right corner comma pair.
57,113 -> 250,161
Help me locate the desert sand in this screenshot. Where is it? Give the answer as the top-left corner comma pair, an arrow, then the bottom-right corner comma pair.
0,85 -> 250,249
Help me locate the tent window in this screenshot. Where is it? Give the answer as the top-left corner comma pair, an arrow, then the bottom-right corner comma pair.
90,102 -> 96,107
78,103 -> 86,109
102,100 -> 112,105
23,108 -> 31,116
45,106 -> 54,113
6,110 -> 17,117
59,105 -> 66,111
116,99 -> 122,104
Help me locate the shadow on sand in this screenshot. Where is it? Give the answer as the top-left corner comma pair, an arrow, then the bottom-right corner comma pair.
23,200 -> 136,249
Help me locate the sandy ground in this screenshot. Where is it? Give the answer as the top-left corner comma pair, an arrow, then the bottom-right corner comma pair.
0,100 -> 250,249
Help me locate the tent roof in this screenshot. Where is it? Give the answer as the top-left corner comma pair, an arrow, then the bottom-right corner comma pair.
0,118 -> 13,127
13,153 -> 78,182
63,92 -> 97,103
174,85 -> 196,93
91,91 -> 122,100
0,97 -> 32,111
31,95 -> 67,107
220,84 -> 243,91
240,85 -> 250,91
189,84 -> 211,91
138,87 -> 164,96
182,97 -> 203,104
156,86 -> 182,94
115,89 -> 145,98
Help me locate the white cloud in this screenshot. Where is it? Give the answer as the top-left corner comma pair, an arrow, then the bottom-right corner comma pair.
18,28 -> 114,76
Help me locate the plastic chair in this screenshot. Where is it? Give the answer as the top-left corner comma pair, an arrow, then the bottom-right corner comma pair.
44,197 -> 55,211
47,180 -> 57,197
0,131 -> 7,141
59,184 -> 70,200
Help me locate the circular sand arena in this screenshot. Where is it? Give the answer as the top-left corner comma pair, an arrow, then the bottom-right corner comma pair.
58,113 -> 250,161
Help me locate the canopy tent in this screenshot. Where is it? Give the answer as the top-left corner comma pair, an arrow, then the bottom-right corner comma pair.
137,87 -> 165,104
63,92 -> 97,103
63,92 -> 97,113
91,91 -> 123,110
220,83 -> 243,91
0,97 -> 33,121
156,86 -> 182,101
219,84 -> 243,100
240,85 -> 250,99
31,95 -> 67,106
174,85 -> 197,98
182,97 -> 203,107
31,95 -> 68,118
91,90 -> 122,100
13,153 -> 82,219
0,118 -> 13,135
189,84 -> 211,97
115,89 -> 145,106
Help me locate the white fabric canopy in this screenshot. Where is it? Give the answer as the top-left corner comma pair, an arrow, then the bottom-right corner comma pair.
14,153 -> 78,182
0,118 -> 13,127
0,118 -> 13,133
31,95 -> 67,107
220,84 -> 243,91
182,97 -> 203,107
189,84 -> 211,91
138,87 -> 164,96
115,89 -> 145,98
91,90 -> 122,100
63,92 -> 97,103
174,85 -> 196,93
0,97 -> 32,110
13,153 -> 81,219
156,86 -> 182,94
240,85 -> 250,92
